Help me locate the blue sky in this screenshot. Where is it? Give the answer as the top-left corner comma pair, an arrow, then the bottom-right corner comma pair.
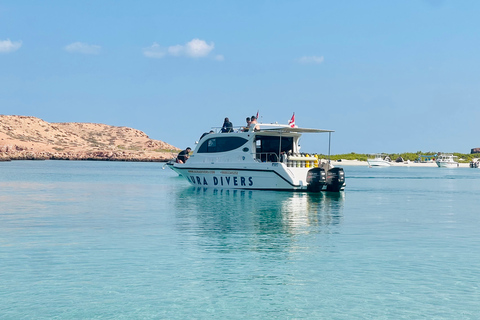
1,0 -> 479,154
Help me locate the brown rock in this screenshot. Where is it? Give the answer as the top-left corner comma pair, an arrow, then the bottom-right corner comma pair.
0,115 -> 180,161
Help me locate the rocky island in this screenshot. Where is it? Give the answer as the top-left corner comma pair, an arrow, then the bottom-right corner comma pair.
0,115 -> 179,162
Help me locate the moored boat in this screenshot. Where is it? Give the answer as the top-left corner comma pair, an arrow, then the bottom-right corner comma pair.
167,122 -> 345,192
367,154 -> 391,167
469,158 -> 479,168
436,153 -> 459,168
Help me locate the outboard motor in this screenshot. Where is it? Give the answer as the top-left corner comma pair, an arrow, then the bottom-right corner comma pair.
326,167 -> 345,192
306,167 -> 326,192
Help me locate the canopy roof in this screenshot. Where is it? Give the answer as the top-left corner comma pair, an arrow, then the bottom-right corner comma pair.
258,123 -> 334,133
209,123 -> 334,134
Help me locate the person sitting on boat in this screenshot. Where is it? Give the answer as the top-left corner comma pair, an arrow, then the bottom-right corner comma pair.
221,117 -> 233,133
177,147 -> 191,164
250,116 -> 259,131
242,117 -> 251,132
200,130 -> 214,140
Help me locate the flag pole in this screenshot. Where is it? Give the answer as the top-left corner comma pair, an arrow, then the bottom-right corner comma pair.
328,132 -> 331,164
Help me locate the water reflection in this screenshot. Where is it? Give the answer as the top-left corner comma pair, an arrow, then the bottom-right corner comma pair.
174,187 -> 345,253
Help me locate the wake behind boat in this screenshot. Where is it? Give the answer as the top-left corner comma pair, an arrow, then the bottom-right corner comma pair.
167,122 -> 345,192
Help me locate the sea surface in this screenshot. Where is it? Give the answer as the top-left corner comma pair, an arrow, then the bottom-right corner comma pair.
1,160 -> 479,319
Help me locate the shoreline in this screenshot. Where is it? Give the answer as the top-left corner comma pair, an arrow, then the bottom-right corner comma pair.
0,152 -> 176,162
0,157 -> 473,168
332,159 -> 471,168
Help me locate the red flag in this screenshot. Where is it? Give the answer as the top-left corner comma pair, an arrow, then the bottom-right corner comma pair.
288,113 -> 295,127
256,110 -> 259,120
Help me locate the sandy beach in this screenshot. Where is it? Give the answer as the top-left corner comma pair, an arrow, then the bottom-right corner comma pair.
333,159 -> 471,168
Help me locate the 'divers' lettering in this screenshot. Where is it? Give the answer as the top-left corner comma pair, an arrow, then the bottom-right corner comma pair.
188,175 -> 254,187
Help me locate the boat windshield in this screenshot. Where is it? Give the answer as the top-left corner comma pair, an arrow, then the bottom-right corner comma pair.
197,136 -> 248,153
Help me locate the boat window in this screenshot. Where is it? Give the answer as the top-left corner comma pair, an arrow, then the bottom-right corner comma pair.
197,137 -> 249,153
255,135 -> 294,154
208,139 -> 216,149
253,135 -> 294,162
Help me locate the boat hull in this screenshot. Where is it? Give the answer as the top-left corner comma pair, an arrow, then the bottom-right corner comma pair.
367,159 -> 391,167
169,163 -> 345,192
436,161 -> 459,168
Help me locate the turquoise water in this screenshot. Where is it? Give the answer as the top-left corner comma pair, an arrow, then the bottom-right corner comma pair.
1,161 -> 479,319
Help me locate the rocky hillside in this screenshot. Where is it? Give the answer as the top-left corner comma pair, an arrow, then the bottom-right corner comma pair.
0,115 -> 179,161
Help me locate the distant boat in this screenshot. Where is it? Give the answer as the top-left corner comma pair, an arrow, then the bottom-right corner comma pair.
436,153 -> 459,168
469,158 -> 479,168
367,154 -> 391,167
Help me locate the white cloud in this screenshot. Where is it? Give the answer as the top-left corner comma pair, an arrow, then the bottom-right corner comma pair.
167,44 -> 183,56
297,55 -> 324,64
0,39 -> 22,53
184,38 -> 214,57
143,42 -> 166,58
214,54 -> 225,61
64,42 -> 101,55
143,38 -> 219,59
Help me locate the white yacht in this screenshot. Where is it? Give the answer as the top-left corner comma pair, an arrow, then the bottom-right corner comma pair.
436,153 -> 459,168
167,123 -> 345,192
367,154 -> 391,167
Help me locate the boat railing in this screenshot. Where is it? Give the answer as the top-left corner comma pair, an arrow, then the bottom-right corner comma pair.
255,152 -> 280,163
210,126 -> 256,133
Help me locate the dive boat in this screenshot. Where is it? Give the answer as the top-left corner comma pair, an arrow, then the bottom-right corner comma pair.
436,153 -> 459,168
167,123 -> 345,192
367,154 -> 391,167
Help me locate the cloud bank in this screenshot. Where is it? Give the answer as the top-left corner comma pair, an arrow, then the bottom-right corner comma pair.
297,55 -> 324,64
64,42 -> 101,55
143,38 -> 220,60
0,39 -> 22,53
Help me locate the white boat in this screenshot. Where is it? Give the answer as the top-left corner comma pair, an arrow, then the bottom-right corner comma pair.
367,154 -> 391,167
167,123 -> 345,192
436,153 -> 459,168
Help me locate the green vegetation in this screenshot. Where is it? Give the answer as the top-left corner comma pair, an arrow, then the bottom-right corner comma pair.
318,152 -> 369,161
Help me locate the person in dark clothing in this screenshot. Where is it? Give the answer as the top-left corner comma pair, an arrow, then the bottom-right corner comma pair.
177,147 -> 191,164
200,130 -> 214,140
221,117 -> 233,133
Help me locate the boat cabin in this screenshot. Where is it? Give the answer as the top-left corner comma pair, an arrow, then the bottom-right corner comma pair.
193,124 -> 331,168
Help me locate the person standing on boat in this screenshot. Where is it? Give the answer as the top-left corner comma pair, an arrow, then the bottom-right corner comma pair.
177,147 -> 191,164
221,117 -> 233,133
242,117 -> 251,132
250,115 -> 259,131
